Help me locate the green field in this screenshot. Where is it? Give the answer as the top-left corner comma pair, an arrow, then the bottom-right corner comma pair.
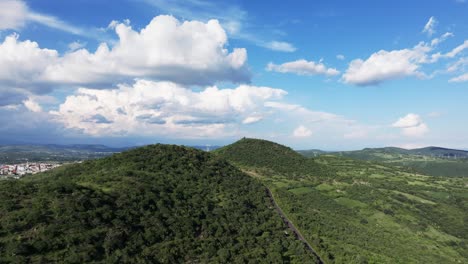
300,147 -> 468,178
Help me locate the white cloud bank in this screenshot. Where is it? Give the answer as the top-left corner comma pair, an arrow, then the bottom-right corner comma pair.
267,59 -> 340,76
50,80 -> 286,138
392,113 -> 429,137
0,15 -> 251,105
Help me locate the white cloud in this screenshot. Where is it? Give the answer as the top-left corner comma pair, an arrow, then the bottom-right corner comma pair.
0,33 -> 58,94
266,59 -> 340,76
342,42 -> 431,86
67,41 -> 87,52
23,98 -> 42,112
447,57 -> 468,73
142,0 -> 298,53
242,115 -> 263,124
263,41 -> 296,52
0,0 -> 85,35
445,40 -> 468,58
44,16 -> 250,86
336,54 -> 345,60
422,16 -> 437,36
0,16 -> 251,105
430,40 -> 468,62
26,12 -> 84,35
393,113 -> 422,128
430,32 -> 453,46
392,113 -> 429,137
50,80 -> 286,137
449,73 -> 468,82
293,125 -> 312,138
0,0 -> 28,30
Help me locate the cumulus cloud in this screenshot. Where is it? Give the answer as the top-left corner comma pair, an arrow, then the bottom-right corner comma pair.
0,34 -> 58,88
343,31 -> 468,86
23,98 -> 42,112
422,16 -> 437,36
50,80 -> 286,138
392,113 -> 429,137
342,43 -> 431,86
141,0 -> 296,53
266,59 -> 340,76
0,15 -> 252,104
45,16 -> 250,86
292,125 -> 312,138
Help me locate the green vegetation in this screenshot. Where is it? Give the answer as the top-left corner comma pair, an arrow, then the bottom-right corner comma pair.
215,137 -> 333,179
218,139 -> 468,263
300,146 -> 468,177
0,144 -> 316,263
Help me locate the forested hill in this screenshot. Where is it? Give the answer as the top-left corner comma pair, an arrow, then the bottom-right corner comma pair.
0,144 -> 316,263
214,138 -> 332,178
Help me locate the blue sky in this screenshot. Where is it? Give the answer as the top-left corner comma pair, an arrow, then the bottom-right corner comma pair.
0,0 -> 467,150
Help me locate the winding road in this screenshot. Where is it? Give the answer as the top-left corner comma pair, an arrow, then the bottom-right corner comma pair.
265,188 -> 325,264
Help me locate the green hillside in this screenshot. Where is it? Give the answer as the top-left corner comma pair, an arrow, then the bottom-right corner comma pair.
214,137 -> 333,179
0,144 -> 316,263
317,147 -> 468,177
218,138 -> 468,263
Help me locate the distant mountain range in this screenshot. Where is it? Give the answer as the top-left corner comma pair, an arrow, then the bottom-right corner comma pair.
299,146 -> 468,158
0,144 -> 132,163
298,146 -> 468,177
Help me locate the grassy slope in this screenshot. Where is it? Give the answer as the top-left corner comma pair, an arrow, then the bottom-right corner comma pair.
217,139 -> 468,263
0,144 -> 315,263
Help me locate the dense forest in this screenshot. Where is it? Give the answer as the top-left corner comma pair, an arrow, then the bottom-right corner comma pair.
215,138 -> 333,180
0,144 -> 316,263
217,138 -> 468,263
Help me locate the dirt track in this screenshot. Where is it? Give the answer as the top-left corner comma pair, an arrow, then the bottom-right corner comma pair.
265,188 -> 325,264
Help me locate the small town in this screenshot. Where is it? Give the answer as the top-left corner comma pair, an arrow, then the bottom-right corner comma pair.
0,162 -> 63,179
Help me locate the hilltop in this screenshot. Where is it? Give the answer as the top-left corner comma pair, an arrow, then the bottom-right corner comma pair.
0,144 -> 315,263
214,137 -> 332,179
